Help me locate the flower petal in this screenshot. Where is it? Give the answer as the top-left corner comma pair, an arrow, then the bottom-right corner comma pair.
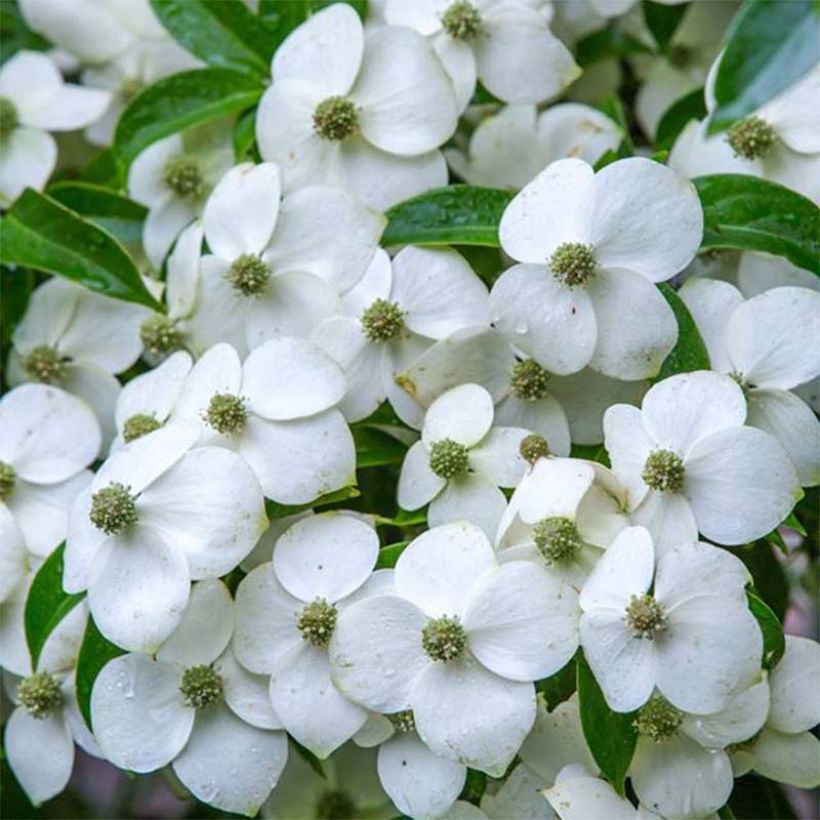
219,648 -> 283,730
428,472 -> 508,541
767,635 -> 820,734
397,440 -> 446,510
750,728 -> 820,788
0,126 -> 56,204
422,383 -> 494,448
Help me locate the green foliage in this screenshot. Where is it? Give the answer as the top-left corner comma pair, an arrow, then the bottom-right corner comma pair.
654,283 -> 711,380
575,27 -> 649,67
746,588 -> 786,670
264,485 -> 361,520
75,616 -> 128,729
642,0 -> 688,51
375,540 -> 409,569
656,88 -> 707,150
353,426 -> 408,468
536,657 -> 577,711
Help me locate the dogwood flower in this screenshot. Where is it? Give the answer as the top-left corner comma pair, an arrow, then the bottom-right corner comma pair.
314,247 -> 489,426
91,580 -> 289,816
64,421 -> 267,651
604,370 -> 800,550
0,50 -> 110,205
397,384 -> 529,538
489,157 -> 702,380
330,521 -> 580,775
579,527 -> 762,714
256,3 -> 458,210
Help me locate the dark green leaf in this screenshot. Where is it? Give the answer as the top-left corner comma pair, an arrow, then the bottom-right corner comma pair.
575,27 -> 649,67
717,806 -> 737,820
642,0 -> 688,51
0,2 -> 49,65
536,657 -> 577,711
459,769 -> 487,804
654,284 -> 711,380
114,68 -> 264,167
150,0 -> 274,75
455,246 -> 505,287
292,739 -> 327,779
732,540 -> 789,620
593,149 -> 621,171
0,189 -> 161,310
729,774 -> 796,819
383,186 -> 514,248
695,174 -> 819,273
570,444 -> 611,468
783,511 -> 807,537
747,588 -> 786,670
597,94 -> 634,157
709,0 -> 819,133
764,527 -> 789,555
76,616 -> 127,729
264,485 -> 361,520
0,265 -> 34,354
24,543 -> 86,670
258,0 -> 367,45
576,652 -> 637,796
376,509 -> 428,528
375,541 -> 409,570
233,107 -> 259,161
470,81 -> 502,105
353,426 -> 407,468
656,88 -> 707,150
80,148 -> 124,190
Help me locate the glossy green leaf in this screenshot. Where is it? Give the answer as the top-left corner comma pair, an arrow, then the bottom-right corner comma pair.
747,588 -> 786,670
642,0 -> 688,51
535,657 -> 577,711
1,265 -> 34,352
695,174 -> 819,273
233,107 -> 259,161
734,540 -> 789,621
576,652 -> 637,796
0,189 -> 161,310
656,88 -> 707,150
150,0 -> 274,76
375,541 -> 409,569
383,186 -> 513,248
569,444 -> 611,468
76,616 -> 127,729
353,426 -> 407,468
80,148 -> 124,190
114,68 -> 264,167
708,0 -> 819,133
264,485 -> 361,520
24,543 -> 86,670
575,27 -> 649,67
655,283 -> 711,380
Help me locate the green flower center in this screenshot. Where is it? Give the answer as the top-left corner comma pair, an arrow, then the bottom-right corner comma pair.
17,672 -> 62,719
313,96 -> 359,141
23,345 -> 67,384
122,413 -> 162,443
0,460 -> 16,501
642,449 -> 685,493
549,242 -> 596,287
0,96 -> 18,140
519,433 -> 551,464
315,790 -> 356,820
140,315 -> 182,355
633,696 -> 683,741
179,664 -> 223,709
422,615 -> 467,662
360,298 -> 404,343
726,116 -> 777,160
388,709 -> 416,733
442,1 -> 483,40
626,593 -> 667,639
89,482 -> 138,535
226,254 -> 271,297
297,598 -> 338,648
533,517 -> 583,565
428,438 -> 470,480
163,155 -> 204,199
510,359 -> 551,401
205,393 -> 247,435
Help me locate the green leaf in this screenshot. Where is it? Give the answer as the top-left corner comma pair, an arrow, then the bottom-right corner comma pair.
24,543 -> 86,670
75,616 -> 127,729
233,107 -> 259,161
654,284 -> 711,380
114,68 -> 264,167
292,739 -> 327,779
264,485 -> 361,520
536,657 -> 577,711
383,186 -> 514,248
353,426 -> 407,468
0,2 -> 49,65
1,265 -> 34,353
597,94 -> 634,157
708,0 -> 819,133
729,774 -> 797,819
375,540 -> 409,569
747,588 -> 786,670
575,27 -> 649,67
718,805 -> 737,820
656,88 -> 707,150
459,769 -> 487,804
80,148 -> 125,190
569,444 -> 611,468
733,540 -> 789,620
695,174 -> 820,273
150,0 -> 274,76
642,0 -> 688,51
0,189 -> 162,310
783,511 -> 807,537
576,652 -> 637,796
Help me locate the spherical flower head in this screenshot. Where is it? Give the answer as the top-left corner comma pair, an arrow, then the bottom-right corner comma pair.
633,696 -> 683,742
726,116 -> 777,160
519,434 -> 551,464
625,593 -> 667,639
23,345 -> 66,384
89,482 -> 138,535
297,597 -> 338,648
360,298 -> 405,343
441,1 -> 483,41
428,438 -> 470,480
388,709 -> 416,734
123,413 -> 162,443
140,315 -> 182,356
422,615 -> 467,662
0,96 -> 18,140
162,155 -> 205,199
17,672 -> 62,719
0,460 -> 16,501
179,664 -> 223,710
205,393 -> 247,435
510,359 -> 551,401
316,790 -> 356,820
313,96 -> 359,142
642,449 -> 685,493
533,517 -> 583,565
225,254 -> 271,297
549,242 -> 596,287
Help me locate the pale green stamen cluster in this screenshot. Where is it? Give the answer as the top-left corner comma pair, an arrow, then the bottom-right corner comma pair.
123,413 -> 162,443
89,482 -> 138,535
360,299 -> 404,342
313,96 -> 359,141
533,517 -> 583,565
642,449 -> 685,493
510,359 -> 551,401
0,460 -> 16,501
23,345 -> 66,384
205,393 -> 247,435
519,433 -> 551,464
422,615 -> 467,662
441,1 -> 483,40
428,438 -> 470,480
297,598 -> 338,647
140,315 -> 182,355
226,254 -> 271,297
633,696 -> 683,741
626,593 -> 667,639
179,665 -> 223,709
726,116 -> 777,160
163,155 -> 205,198
17,672 -> 63,719
549,242 -> 596,287
388,709 -> 416,733
0,96 -> 18,139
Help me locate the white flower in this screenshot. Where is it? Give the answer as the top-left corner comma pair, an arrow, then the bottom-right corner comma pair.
0,50 -> 110,205
64,421 -> 267,651
0,384 -> 100,571
603,370 -> 800,550
91,580 -> 288,816
489,157 -> 702,380
314,247 -> 489,426
232,513 -> 382,758
188,162 -> 384,357
735,252 -> 820,298
330,521 -> 580,775
579,527 -> 762,714
397,384 -> 529,538
171,340 -> 355,504
255,3 -> 458,210
679,281 -> 820,486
